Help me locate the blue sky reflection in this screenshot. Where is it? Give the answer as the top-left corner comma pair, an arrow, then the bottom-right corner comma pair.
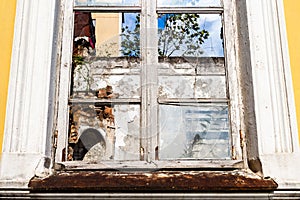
158,14 -> 224,57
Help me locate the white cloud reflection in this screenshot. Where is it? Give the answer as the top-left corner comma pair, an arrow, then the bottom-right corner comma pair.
199,14 -> 224,57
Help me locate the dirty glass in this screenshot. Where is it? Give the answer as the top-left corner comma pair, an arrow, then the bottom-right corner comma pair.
73,12 -> 140,58
158,75 -> 226,99
158,57 -> 227,100
157,12 -> 229,160
157,0 -> 222,7
72,12 -> 140,98
159,104 -> 230,159
69,11 -> 141,162
75,0 -> 140,6
67,103 -> 140,161
158,14 -> 223,58
72,65 -> 141,98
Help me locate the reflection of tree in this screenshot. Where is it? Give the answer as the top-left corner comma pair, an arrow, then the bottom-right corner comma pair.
72,55 -> 94,94
158,14 -> 209,57
120,13 -> 209,57
121,14 -> 140,57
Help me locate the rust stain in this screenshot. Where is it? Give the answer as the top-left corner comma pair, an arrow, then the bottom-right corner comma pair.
29,170 -> 277,192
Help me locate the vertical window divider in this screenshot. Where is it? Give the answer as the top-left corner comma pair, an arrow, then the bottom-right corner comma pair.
140,0 -> 159,162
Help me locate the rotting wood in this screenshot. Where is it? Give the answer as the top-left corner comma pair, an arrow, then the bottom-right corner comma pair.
54,160 -> 244,171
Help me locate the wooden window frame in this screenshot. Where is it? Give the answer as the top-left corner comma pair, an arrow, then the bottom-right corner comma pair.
55,0 -> 245,170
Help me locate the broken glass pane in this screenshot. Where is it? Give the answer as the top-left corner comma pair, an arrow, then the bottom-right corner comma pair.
158,14 -> 223,58
157,0 -> 221,7
159,104 -> 230,159
75,0 -> 140,6
67,103 -> 140,161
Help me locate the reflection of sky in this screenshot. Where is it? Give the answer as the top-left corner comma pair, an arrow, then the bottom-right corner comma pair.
122,13 -> 139,31
199,14 -> 224,57
121,13 -> 224,57
158,14 -> 224,57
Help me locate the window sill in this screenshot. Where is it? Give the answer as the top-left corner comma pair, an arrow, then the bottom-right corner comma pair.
54,160 -> 244,171
29,169 -> 277,192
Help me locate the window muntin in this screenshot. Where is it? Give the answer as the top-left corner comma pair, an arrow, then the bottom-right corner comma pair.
157,0 -> 222,7
61,0 -> 241,164
75,0 -> 141,6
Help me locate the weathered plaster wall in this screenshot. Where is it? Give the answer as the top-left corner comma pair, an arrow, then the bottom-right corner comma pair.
0,1 -> 17,151
284,0 -> 300,143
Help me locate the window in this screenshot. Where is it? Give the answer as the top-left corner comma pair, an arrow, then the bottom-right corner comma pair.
56,0 -> 243,168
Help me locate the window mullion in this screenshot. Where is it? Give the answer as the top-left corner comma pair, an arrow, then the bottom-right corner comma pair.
73,6 -> 141,12
140,0 -> 158,162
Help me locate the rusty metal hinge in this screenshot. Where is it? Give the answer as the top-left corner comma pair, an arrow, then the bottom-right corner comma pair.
53,130 -> 58,148
239,129 -> 245,149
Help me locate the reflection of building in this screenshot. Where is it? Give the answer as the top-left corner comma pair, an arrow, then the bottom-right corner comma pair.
184,108 -> 230,159
92,13 -> 121,57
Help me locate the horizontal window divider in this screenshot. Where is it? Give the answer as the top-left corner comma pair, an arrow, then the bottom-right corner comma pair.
157,7 -> 223,14
55,159 -> 243,171
92,72 -> 141,76
158,98 -> 229,104
158,73 -> 226,76
69,98 -> 141,104
74,6 -> 141,12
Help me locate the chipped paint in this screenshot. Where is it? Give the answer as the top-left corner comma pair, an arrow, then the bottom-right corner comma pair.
29,170 -> 277,192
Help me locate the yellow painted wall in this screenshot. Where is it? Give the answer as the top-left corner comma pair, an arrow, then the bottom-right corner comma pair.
0,1 -> 17,151
92,13 -> 120,57
284,0 -> 300,143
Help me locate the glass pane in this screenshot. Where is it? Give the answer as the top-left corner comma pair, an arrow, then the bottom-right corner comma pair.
73,12 -> 140,58
75,0 -> 140,6
159,75 -> 226,99
157,0 -> 221,7
72,12 -> 141,98
159,104 -> 230,159
158,14 -> 223,58
72,66 -> 141,98
67,104 -> 140,161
